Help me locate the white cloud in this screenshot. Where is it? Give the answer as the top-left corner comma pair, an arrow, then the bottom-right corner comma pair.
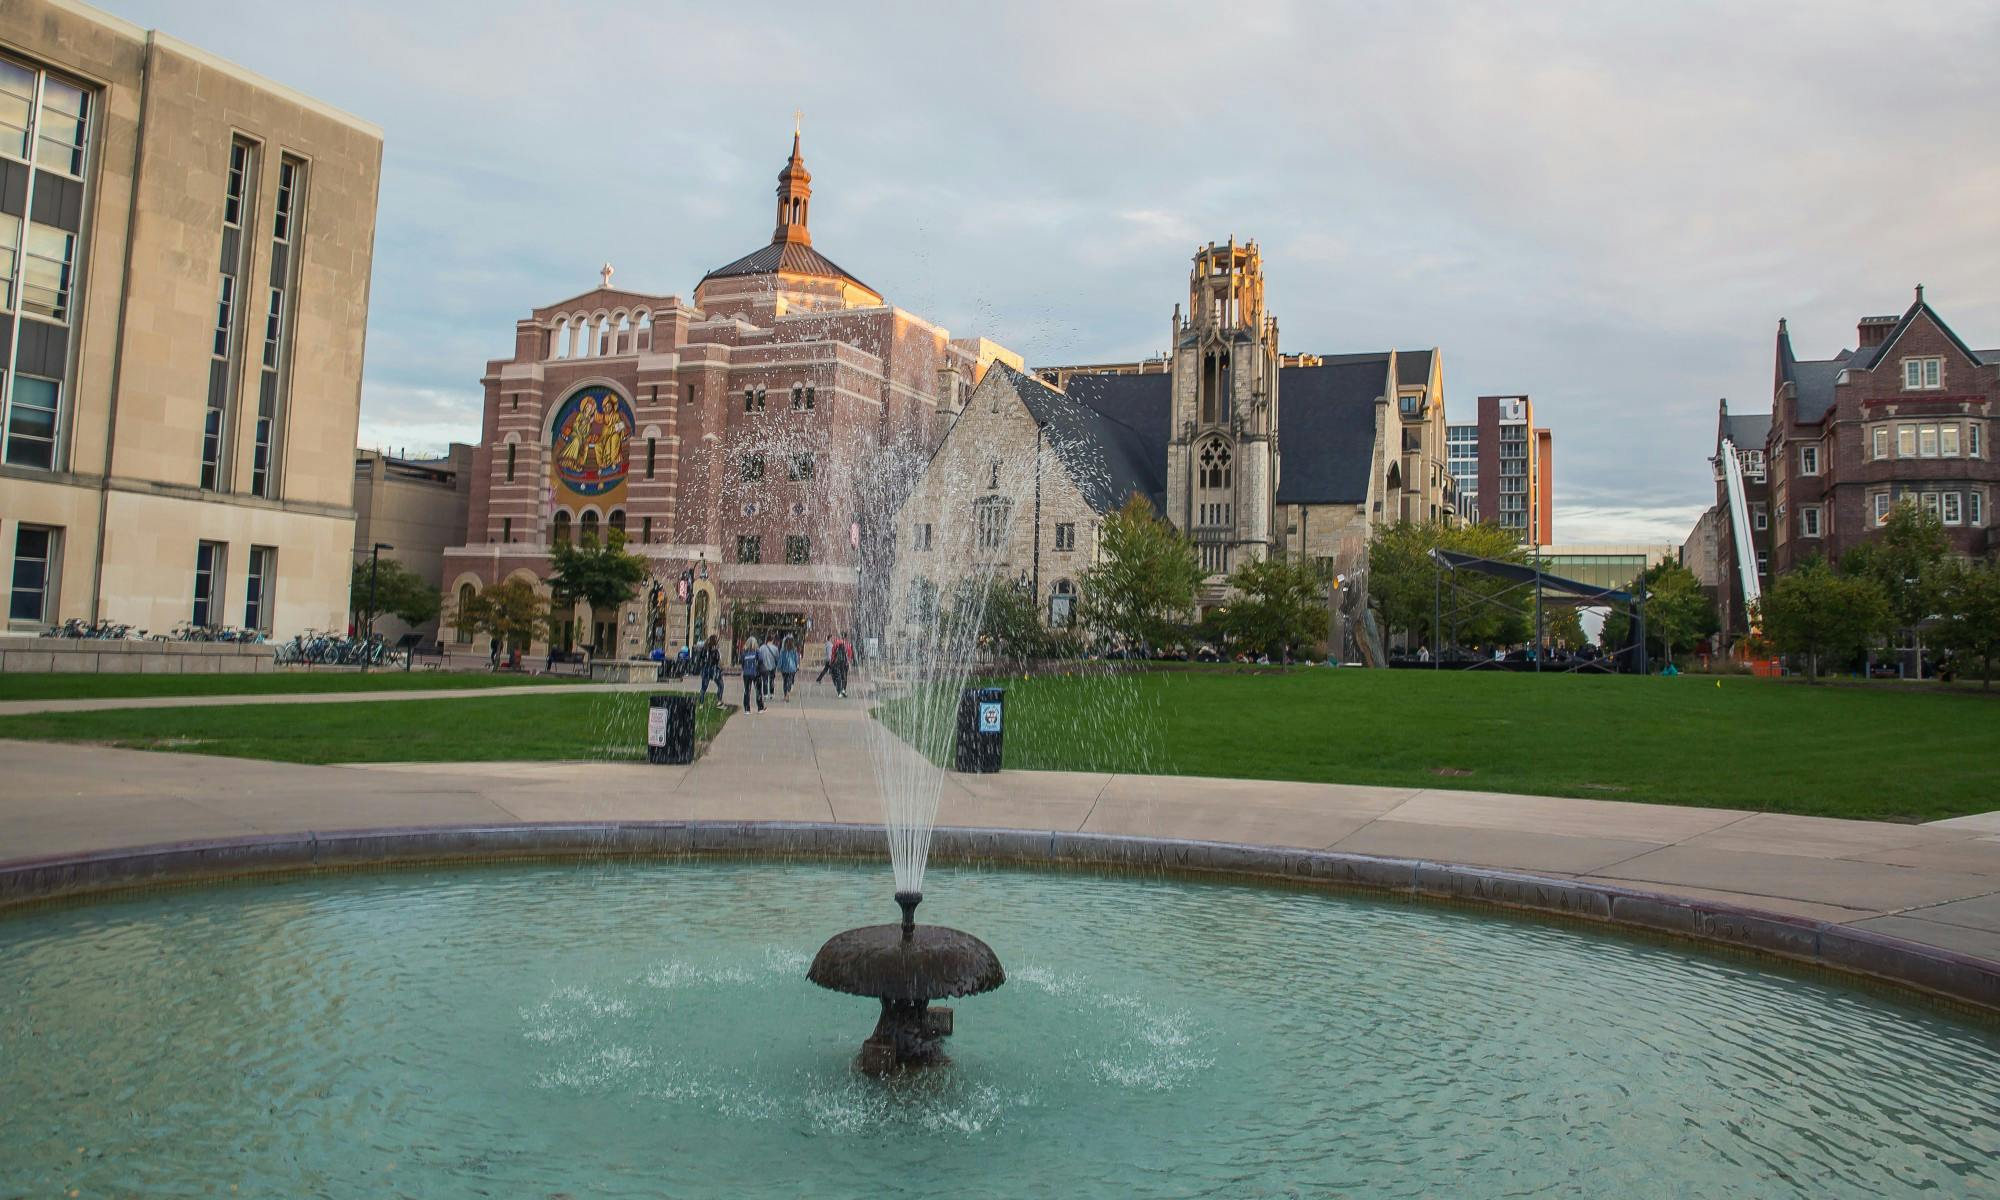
94,0 -> 2000,545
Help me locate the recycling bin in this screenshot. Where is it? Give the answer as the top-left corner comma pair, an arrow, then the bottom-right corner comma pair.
647,693 -> 697,764
953,686 -> 1005,773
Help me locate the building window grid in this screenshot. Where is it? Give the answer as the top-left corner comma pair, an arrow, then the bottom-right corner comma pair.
9,525 -> 55,623
785,535 -> 810,565
1903,357 -> 1942,391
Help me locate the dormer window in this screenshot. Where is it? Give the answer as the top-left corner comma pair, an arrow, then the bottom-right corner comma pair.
1903,357 -> 1942,391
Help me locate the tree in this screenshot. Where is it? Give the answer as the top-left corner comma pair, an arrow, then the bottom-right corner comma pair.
1078,495 -> 1202,652
1367,520 -> 1531,649
1756,562 -> 1891,682
1931,559 -> 2000,689
1223,555 -> 1329,659
1840,501 -> 1950,666
547,529 -> 650,618
1600,560 -> 1718,666
348,559 -> 440,633
1545,606 -> 1586,650
946,576 -> 1050,662
448,578 -> 550,653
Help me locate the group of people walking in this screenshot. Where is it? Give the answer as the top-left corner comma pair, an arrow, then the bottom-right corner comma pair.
688,631 -> 853,713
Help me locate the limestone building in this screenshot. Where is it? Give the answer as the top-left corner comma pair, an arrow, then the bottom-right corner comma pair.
352,445 -> 474,646
904,240 -> 1463,642
0,0 -> 381,637
441,134 -> 1018,658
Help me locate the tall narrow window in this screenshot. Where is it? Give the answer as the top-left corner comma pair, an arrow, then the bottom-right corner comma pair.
262,288 -> 284,368
641,516 -> 653,543
456,584 -> 476,642
804,386 -> 815,410
273,160 -> 300,243
21,224 -> 74,321
1942,493 -> 1963,526
501,517 -> 512,543
788,452 -> 815,481
1898,425 -> 1916,457
741,453 -> 765,482
192,541 -> 224,627
0,214 -> 19,308
1799,445 -> 1820,475
34,76 -> 89,177
608,510 -> 626,537
645,437 -> 657,479
212,275 -> 237,358
224,142 -> 250,227
1872,427 -> 1887,460
552,511 -> 571,545
505,442 -> 517,482
206,137 -> 257,490
737,535 -> 761,564
253,155 -> 303,499
785,535 -> 811,564
244,546 -> 274,633
5,375 -> 59,470
580,511 -> 600,544
1942,425 -> 1960,457
791,384 -> 804,409
9,525 -> 56,624
1873,492 -> 1891,525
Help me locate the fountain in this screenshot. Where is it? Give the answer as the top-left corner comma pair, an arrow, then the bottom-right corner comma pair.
806,889 -> 1003,1073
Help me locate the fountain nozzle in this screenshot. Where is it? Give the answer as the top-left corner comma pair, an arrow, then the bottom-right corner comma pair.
894,891 -> 922,940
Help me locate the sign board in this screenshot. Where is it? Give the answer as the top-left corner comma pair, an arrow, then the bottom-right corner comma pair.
978,701 -> 1002,734
647,706 -> 668,747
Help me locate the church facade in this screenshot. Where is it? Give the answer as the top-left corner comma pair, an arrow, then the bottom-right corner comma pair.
440,135 -> 1019,657
898,240 -> 1463,651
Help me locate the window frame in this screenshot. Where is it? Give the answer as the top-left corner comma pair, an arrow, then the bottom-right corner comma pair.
784,534 -> 810,565
4,371 -> 61,470
1799,444 -> 1820,476
1872,492 -> 1891,526
192,540 -> 225,628
243,545 -> 275,634
1054,522 -> 1076,552
1941,492 -> 1962,526
736,534 -> 761,564
1898,425 -> 1916,458
8,523 -> 57,626
1872,426 -> 1887,460
1801,505 -> 1822,538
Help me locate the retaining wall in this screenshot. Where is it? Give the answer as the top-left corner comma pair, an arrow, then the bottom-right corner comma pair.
0,638 -> 275,674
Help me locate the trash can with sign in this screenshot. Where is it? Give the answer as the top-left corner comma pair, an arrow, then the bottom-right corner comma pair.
647,693 -> 697,764
953,686 -> 1005,773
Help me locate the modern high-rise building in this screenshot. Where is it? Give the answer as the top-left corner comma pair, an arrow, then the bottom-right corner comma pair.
0,0 -> 382,637
1446,396 -> 1552,543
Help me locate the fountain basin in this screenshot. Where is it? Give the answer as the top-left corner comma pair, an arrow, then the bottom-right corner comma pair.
1,855 -> 1997,1196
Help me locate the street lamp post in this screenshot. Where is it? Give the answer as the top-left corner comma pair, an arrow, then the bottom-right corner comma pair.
366,542 -> 393,642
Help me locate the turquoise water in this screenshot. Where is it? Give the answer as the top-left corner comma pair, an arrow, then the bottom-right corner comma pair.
2,860 -> 1996,1198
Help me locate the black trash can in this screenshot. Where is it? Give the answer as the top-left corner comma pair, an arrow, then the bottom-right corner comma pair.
953,686 -> 1005,773
647,693 -> 697,764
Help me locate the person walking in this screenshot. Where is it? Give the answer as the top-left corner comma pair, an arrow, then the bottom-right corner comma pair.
756,636 -> 778,704
488,635 -> 501,670
696,634 -> 722,704
778,635 -> 800,702
740,636 -> 765,713
827,631 -> 852,699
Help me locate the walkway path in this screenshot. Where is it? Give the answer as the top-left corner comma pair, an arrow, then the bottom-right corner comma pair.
1,681 -> 1997,968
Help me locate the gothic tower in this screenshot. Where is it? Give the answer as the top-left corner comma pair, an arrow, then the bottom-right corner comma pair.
1164,238 -> 1281,584
773,131 -> 812,244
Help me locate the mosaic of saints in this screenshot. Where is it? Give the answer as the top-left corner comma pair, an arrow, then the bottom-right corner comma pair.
555,394 -> 630,472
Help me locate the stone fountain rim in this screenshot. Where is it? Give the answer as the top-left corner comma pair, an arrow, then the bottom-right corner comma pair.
0,820 -> 1993,1016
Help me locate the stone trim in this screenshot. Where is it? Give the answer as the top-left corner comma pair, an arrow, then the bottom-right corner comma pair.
0,822 -> 1993,1013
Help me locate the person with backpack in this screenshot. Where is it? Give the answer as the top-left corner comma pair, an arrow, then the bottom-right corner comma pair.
756,636 -> 778,703
824,631 -> 851,698
740,636 -> 765,712
696,634 -> 723,704
778,635 -> 800,701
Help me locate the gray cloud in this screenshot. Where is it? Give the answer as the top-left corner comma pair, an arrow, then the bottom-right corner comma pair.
101,0 -> 2000,543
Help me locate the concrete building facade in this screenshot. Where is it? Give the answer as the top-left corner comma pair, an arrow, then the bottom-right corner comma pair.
440,134 -> 1018,659
351,445 -> 473,646
0,0 -> 381,638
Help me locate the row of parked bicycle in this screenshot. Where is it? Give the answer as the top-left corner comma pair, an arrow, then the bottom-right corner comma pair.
40,620 -> 268,643
271,631 -> 404,668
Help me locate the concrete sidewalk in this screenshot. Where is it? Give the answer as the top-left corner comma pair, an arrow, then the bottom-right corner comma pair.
2,679 -> 1997,967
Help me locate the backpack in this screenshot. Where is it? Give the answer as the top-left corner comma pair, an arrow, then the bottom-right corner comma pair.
832,641 -> 849,667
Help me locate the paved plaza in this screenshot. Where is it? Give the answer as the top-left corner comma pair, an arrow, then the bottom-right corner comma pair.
1,679 -> 1996,970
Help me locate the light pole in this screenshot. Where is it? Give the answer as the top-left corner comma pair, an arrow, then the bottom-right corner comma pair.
366,542 -> 393,641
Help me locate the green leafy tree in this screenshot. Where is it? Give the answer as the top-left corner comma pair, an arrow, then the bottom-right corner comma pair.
547,529 -> 651,618
1545,606 -> 1586,650
1930,559 -> 2000,689
946,576 -> 1050,662
1756,562 -> 1891,682
1367,520 -> 1531,649
349,559 -> 441,633
1224,555 -> 1329,658
1600,561 -> 1718,666
1078,495 -> 1202,652
1840,501 -> 1950,663
449,578 -> 550,653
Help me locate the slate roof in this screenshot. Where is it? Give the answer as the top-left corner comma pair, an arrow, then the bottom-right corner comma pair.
1004,366 -> 1168,514
995,357 -> 1386,514
1395,350 -> 1434,387
1791,354 -> 1848,424
1721,411 -> 1770,450
1274,362 -> 1385,504
700,240 -> 876,295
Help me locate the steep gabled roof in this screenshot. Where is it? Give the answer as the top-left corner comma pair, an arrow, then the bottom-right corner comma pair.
1395,349 -> 1435,388
1792,352 -> 1849,424
997,365 -> 1167,514
1275,361 -> 1382,504
1854,287 -> 1985,371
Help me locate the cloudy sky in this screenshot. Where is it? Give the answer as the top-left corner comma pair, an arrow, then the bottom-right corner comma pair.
101,0 -> 2000,543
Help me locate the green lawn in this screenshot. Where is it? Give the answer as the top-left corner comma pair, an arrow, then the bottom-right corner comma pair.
0,670 -> 585,701
882,669 -> 1998,822
0,692 -> 729,765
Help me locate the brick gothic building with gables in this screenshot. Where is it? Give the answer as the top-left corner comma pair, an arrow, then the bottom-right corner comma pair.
1767,289 -> 1995,575
1701,289 -> 1995,648
441,135 -> 1019,658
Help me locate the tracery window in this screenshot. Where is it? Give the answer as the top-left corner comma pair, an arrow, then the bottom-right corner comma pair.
1198,439 -> 1232,490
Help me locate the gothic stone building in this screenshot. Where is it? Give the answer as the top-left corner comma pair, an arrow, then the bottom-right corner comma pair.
898,240 -> 1458,644
441,135 -> 1018,657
